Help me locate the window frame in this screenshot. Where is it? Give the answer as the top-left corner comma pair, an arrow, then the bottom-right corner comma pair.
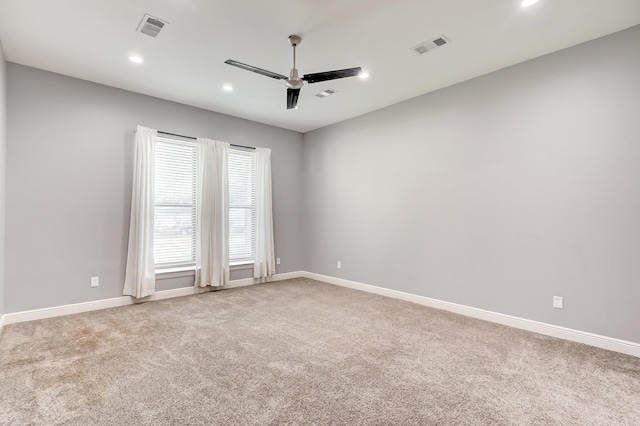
152,136 -> 257,275
228,147 -> 257,266
153,135 -> 198,272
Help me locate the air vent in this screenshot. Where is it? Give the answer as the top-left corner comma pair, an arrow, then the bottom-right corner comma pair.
316,88 -> 337,98
412,34 -> 451,55
137,14 -> 168,38
433,37 -> 447,47
414,45 -> 429,55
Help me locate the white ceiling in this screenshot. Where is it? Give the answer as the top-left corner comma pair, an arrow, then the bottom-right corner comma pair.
1,0 -> 639,133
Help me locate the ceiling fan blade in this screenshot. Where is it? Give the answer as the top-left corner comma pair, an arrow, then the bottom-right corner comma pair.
302,67 -> 363,84
224,59 -> 287,80
287,88 -> 300,110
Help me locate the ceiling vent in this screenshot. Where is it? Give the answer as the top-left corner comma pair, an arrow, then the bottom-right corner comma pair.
412,35 -> 451,55
137,14 -> 168,38
316,88 -> 337,98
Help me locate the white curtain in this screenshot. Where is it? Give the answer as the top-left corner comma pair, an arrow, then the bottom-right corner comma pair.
123,125 -> 157,298
195,138 -> 230,288
254,147 -> 276,280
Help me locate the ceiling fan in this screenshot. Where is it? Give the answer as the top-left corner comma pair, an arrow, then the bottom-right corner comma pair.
225,35 -> 363,110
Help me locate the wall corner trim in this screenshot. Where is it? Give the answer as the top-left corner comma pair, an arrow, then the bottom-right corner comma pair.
302,271 -> 640,358
0,271 -> 306,330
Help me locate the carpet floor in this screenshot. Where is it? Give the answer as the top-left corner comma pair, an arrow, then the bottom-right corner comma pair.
0,278 -> 639,425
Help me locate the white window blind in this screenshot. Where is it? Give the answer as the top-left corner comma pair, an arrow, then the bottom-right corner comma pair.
228,148 -> 256,264
154,137 -> 197,270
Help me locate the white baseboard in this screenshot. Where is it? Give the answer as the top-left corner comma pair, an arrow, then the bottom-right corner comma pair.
2,270 -> 638,358
225,271 -> 302,289
0,271 -> 305,329
302,272 -> 640,358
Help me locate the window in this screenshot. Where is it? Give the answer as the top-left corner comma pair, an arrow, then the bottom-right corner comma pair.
228,148 -> 256,265
153,136 -> 256,271
154,137 -> 197,270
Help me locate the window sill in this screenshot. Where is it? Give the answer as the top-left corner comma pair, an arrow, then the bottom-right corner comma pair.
156,268 -> 195,280
155,262 -> 253,280
230,262 -> 254,271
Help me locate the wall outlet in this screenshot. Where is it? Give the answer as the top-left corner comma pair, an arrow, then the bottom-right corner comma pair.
91,276 -> 99,288
276,258 -> 281,265
337,261 -> 342,269
553,296 -> 563,309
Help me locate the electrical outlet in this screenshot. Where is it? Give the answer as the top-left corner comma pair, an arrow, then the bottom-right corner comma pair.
91,276 -> 99,288
276,258 -> 281,265
337,261 -> 342,269
553,296 -> 563,309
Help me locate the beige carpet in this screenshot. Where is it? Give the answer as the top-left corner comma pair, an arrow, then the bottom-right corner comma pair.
1,278 -> 639,425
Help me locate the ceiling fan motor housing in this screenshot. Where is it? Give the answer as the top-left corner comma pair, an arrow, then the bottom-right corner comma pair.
286,68 -> 304,89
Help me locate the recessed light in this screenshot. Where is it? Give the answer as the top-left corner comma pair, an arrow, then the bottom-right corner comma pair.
222,84 -> 234,92
521,0 -> 538,7
128,55 -> 143,64
359,71 -> 370,80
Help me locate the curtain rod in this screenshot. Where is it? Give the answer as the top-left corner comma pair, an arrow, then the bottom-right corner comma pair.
157,131 -> 255,150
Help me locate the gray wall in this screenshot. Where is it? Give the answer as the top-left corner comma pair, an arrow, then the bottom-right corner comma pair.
6,64 -> 304,313
0,43 -> 6,317
303,26 -> 640,343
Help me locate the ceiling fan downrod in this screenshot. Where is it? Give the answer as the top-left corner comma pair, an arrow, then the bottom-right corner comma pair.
286,35 -> 304,89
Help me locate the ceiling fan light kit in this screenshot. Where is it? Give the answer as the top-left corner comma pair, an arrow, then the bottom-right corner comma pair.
225,35 -> 362,110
